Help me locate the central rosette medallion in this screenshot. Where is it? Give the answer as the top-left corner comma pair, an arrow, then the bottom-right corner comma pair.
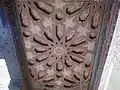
53,46 -> 67,56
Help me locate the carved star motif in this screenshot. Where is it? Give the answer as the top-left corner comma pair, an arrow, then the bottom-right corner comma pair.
63,17 -> 76,29
73,65 -> 83,73
77,23 -> 90,36
84,41 -> 95,50
46,68 -> 54,76
29,21 -> 41,35
33,64 -> 44,73
63,69 -> 71,77
43,17 -> 53,28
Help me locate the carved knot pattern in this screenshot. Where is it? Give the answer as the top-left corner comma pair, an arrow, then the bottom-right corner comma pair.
15,0 -> 104,89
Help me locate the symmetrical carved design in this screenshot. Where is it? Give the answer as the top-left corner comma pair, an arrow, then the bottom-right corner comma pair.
14,0 -> 105,89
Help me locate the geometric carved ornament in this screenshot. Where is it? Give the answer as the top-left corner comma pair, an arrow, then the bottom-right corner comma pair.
14,0 -> 105,89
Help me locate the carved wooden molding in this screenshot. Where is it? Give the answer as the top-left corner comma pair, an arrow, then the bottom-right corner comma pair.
99,9 -> 120,90
93,1 -> 119,89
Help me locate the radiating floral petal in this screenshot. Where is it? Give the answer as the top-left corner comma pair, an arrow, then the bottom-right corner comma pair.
35,47 -> 48,53
36,55 -> 48,62
33,36 -> 49,46
66,30 -> 75,42
43,76 -> 54,82
56,24 -> 64,40
74,72 -> 81,81
20,10 -> 29,27
29,8 -> 40,21
44,29 -> 53,42
34,1 -> 52,14
70,55 -> 83,64
70,36 -> 86,47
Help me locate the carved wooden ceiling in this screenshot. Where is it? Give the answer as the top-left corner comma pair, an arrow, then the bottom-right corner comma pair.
14,0 -> 105,89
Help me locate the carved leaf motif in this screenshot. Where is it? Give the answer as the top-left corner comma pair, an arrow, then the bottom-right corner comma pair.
33,36 -> 49,46
65,57 -> 72,67
43,76 -> 54,82
70,55 -> 83,63
56,11 -> 63,21
71,36 -> 86,47
91,11 -> 99,28
35,47 -> 48,53
36,55 -> 48,62
66,30 -> 75,42
74,72 -> 81,81
20,10 -> 29,27
23,31 -> 31,37
83,70 -> 89,80
44,84 -> 54,88
56,25 -> 64,40
34,1 -> 52,14
29,8 -> 40,21
67,2 -> 84,15
44,29 -> 53,42
79,8 -> 90,21
71,48 -> 84,54
64,77 -> 76,83
56,61 -> 63,71
64,82 -> 74,88
28,60 -> 35,65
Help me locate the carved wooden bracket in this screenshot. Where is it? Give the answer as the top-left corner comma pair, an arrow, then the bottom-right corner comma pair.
3,0 -> 114,90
